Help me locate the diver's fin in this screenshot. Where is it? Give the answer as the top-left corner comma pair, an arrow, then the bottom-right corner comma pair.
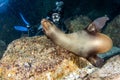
85,16 -> 109,33
19,13 -> 30,26
14,26 -> 28,32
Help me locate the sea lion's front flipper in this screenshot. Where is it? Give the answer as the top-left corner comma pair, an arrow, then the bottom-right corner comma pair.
85,16 -> 109,33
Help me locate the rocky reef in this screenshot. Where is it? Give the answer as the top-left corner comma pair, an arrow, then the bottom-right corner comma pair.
0,35 -> 120,80
0,36 -> 96,80
103,15 -> 120,47
85,55 -> 120,80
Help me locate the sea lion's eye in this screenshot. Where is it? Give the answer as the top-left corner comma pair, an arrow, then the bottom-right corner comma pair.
49,21 -> 54,26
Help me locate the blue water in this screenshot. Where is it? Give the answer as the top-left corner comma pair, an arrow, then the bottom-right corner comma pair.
0,0 -> 119,45
0,0 -> 9,13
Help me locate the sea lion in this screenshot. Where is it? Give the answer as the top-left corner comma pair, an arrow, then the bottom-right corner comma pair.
41,16 -> 113,67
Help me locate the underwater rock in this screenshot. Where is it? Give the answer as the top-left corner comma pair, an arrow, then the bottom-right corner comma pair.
0,40 -> 6,58
103,14 -> 120,47
0,36 -> 97,80
64,15 -> 91,32
85,55 -> 120,80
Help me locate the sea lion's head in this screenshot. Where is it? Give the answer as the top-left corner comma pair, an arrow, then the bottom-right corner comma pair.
41,19 -> 64,40
41,19 -> 57,37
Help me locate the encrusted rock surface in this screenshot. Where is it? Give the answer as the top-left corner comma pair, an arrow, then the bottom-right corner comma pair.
85,55 -> 120,80
0,36 -> 95,80
64,15 -> 91,32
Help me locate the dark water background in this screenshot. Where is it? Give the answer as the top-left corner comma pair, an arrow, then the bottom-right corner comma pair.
0,0 -> 120,45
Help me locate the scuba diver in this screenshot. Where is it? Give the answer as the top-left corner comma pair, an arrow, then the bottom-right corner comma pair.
46,0 -> 68,33
37,0 -> 68,35
14,0 -> 68,37
14,12 -> 39,37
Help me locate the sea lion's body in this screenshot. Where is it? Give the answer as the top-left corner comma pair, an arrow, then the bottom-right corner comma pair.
41,18 -> 112,67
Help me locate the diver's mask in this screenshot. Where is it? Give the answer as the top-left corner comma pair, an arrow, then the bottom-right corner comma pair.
52,13 -> 60,23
